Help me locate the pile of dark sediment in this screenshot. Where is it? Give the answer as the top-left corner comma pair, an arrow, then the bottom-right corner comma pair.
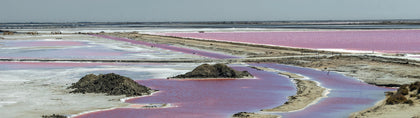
41,114 -> 66,118
171,63 -> 252,78
233,112 -> 253,117
68,73 -> 155,97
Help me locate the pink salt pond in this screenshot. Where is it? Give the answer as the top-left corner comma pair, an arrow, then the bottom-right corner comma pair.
75,64 -> 394,118
162,30 -> 420,53
75,66 -> 297,118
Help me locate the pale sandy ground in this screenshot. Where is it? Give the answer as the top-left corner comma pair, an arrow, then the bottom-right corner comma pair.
350,88 -> 420,118
0,77 -> 129,118
350,99 -> 420,118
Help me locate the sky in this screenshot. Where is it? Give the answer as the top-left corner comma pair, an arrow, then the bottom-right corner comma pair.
1,0 -> 419,22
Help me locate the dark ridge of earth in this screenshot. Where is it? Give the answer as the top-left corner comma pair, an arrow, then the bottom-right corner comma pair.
171,63 -> 253,79
68,73 -> 155,97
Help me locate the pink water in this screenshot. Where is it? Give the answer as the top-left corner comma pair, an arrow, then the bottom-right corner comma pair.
92,34 -> 239,59
75,66 -> 297,118
0,32 -> 398,117
253,63 -> 395,117
75,64 -> 394,118
163,30 -> 420,53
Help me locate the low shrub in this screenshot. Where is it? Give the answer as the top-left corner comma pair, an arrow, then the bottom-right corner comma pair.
398,87 -> 409,95
386,93 -> 408,105
42,114 -> 66,118
405,100 -> 414,106
233,112 -> 251,118
409,81 -> 420,91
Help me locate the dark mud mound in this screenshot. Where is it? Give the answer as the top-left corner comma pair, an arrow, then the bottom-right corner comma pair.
172,63 -> 252,78
41,114 -> 66,118
68,73 -> 155,97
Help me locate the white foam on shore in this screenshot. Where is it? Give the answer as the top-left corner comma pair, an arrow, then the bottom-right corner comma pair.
317,48 -> 374,53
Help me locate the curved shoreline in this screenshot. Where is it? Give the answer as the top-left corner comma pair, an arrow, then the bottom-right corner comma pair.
262,74 -> 327,112
233,66 -> 328,117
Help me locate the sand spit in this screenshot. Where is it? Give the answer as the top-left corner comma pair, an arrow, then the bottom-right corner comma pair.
233,66 -> 326,117
254,66 -> 327,112
107,33 -> 331,58
263,79 -> 326,112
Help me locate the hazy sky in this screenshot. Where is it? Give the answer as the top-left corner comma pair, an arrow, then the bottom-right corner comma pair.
1,0 -> 419,22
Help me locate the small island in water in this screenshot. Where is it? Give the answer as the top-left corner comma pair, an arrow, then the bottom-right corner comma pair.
68,73 -> 156,97
170,63 -> 253,79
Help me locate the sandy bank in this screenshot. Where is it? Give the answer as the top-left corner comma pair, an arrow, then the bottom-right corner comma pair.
0,77 -> 130,118
233,66 -> 326,117
349,99 -> 420,118
107,33 -> 329,58
350,83 -> 420,118
350,93 -> 420,118
263,79 -> 326,112
256,67 -> 326,112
